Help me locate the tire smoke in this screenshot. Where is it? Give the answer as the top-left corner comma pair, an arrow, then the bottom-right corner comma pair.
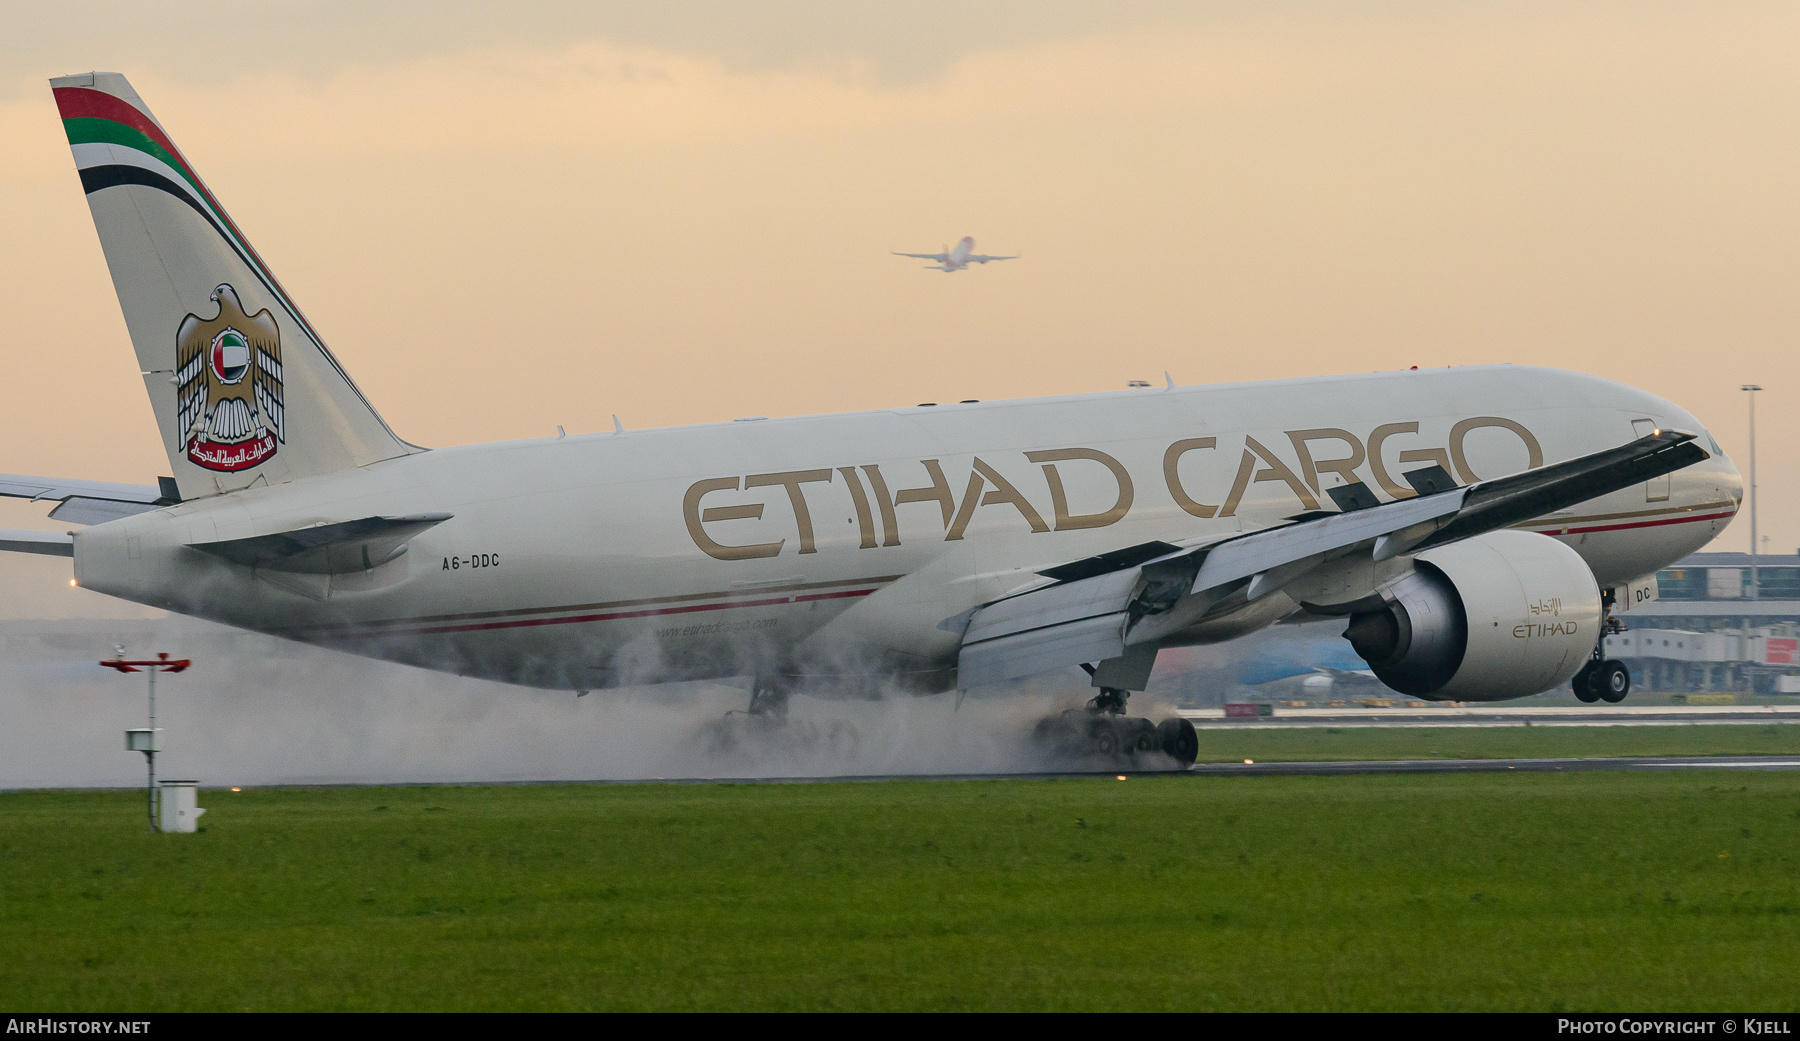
0,616 -> 1189,788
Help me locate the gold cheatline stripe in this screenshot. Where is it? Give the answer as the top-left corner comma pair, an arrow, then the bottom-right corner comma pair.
290,574 -> 908,634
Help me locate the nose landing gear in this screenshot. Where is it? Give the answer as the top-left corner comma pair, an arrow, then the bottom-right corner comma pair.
1573,594 -> 1631,704
1573,658 -> 1630,703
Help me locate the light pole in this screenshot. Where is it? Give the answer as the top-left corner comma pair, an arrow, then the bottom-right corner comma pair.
101,650 -> 191,832
1742,385 -> 1762,600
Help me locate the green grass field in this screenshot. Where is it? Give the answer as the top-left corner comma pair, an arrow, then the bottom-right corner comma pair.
5,761 -> 1800,1010
1191,722 -> 1800,764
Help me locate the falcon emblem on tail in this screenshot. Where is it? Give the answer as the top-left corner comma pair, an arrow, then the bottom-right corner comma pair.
175,284 -> 284,472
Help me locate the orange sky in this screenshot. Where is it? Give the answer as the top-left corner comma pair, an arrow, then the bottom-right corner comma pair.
3,2 -> 1799,617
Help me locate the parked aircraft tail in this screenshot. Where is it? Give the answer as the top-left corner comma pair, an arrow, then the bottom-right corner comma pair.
51,72 -> 414,500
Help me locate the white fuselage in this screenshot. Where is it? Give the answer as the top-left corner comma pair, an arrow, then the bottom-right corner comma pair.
73,365 -> 1740,693
940,237 -> 975,271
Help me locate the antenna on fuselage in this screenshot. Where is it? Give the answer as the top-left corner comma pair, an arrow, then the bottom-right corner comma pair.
612,415 -> 624,434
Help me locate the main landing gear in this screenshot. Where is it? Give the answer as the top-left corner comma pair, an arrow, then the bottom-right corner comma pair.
1031,673 -> 1199,768
696,675 -> 860,760
1572,594 -> 1630,704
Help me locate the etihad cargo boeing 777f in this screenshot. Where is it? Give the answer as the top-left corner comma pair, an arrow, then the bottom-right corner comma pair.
1,74 -> 1740,765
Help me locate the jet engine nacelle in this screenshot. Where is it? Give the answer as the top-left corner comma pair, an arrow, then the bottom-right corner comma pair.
1343,530 -> 1601,702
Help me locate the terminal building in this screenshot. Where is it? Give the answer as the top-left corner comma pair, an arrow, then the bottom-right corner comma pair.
1606,551 -> 1800,694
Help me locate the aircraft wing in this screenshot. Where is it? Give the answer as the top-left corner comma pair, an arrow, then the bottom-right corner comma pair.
892,252 -> 949,262
0,472 -> 168,526
966,255 -> 1018,263
952,428 -> 1707,688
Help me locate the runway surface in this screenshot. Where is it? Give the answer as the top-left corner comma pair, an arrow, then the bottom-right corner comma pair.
679,754 -> 1800,783
1178,704 -> 1800,729
541,753 -> 1800,783
29,753 -> 1796,790
1185,754 -> 1800,776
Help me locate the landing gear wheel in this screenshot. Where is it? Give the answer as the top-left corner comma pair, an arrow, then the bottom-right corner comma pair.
1122,717 -> 1159,755
697,717 -> 736,757
825,720 -> 861,759
1030,675 -> 1190,768
695,674 -> 811,759
1157,718 -> 1199,767
698,712 -> 781,757
1598,659 -> 1630,703
1088,717 -> 1120,756
1572,663 -> 1601,703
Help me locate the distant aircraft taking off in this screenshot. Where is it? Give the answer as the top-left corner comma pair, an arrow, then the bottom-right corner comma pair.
894,236 -> 1017,272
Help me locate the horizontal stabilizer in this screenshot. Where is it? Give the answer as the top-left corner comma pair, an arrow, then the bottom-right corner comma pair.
0,472 -> 168,526
0,471 -> 167,548
191,513 -> 451,574
0,473 -> 162,504
49,497 -> 160,525
0,529 -> 74,557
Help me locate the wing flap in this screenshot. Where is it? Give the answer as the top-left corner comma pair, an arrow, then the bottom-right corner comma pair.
956,569 -> 1144,687
962,567 -> 1142,646
956,612 -> 1128,689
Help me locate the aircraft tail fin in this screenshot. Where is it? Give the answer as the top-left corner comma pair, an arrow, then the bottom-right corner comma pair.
50,72 -> 415,499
